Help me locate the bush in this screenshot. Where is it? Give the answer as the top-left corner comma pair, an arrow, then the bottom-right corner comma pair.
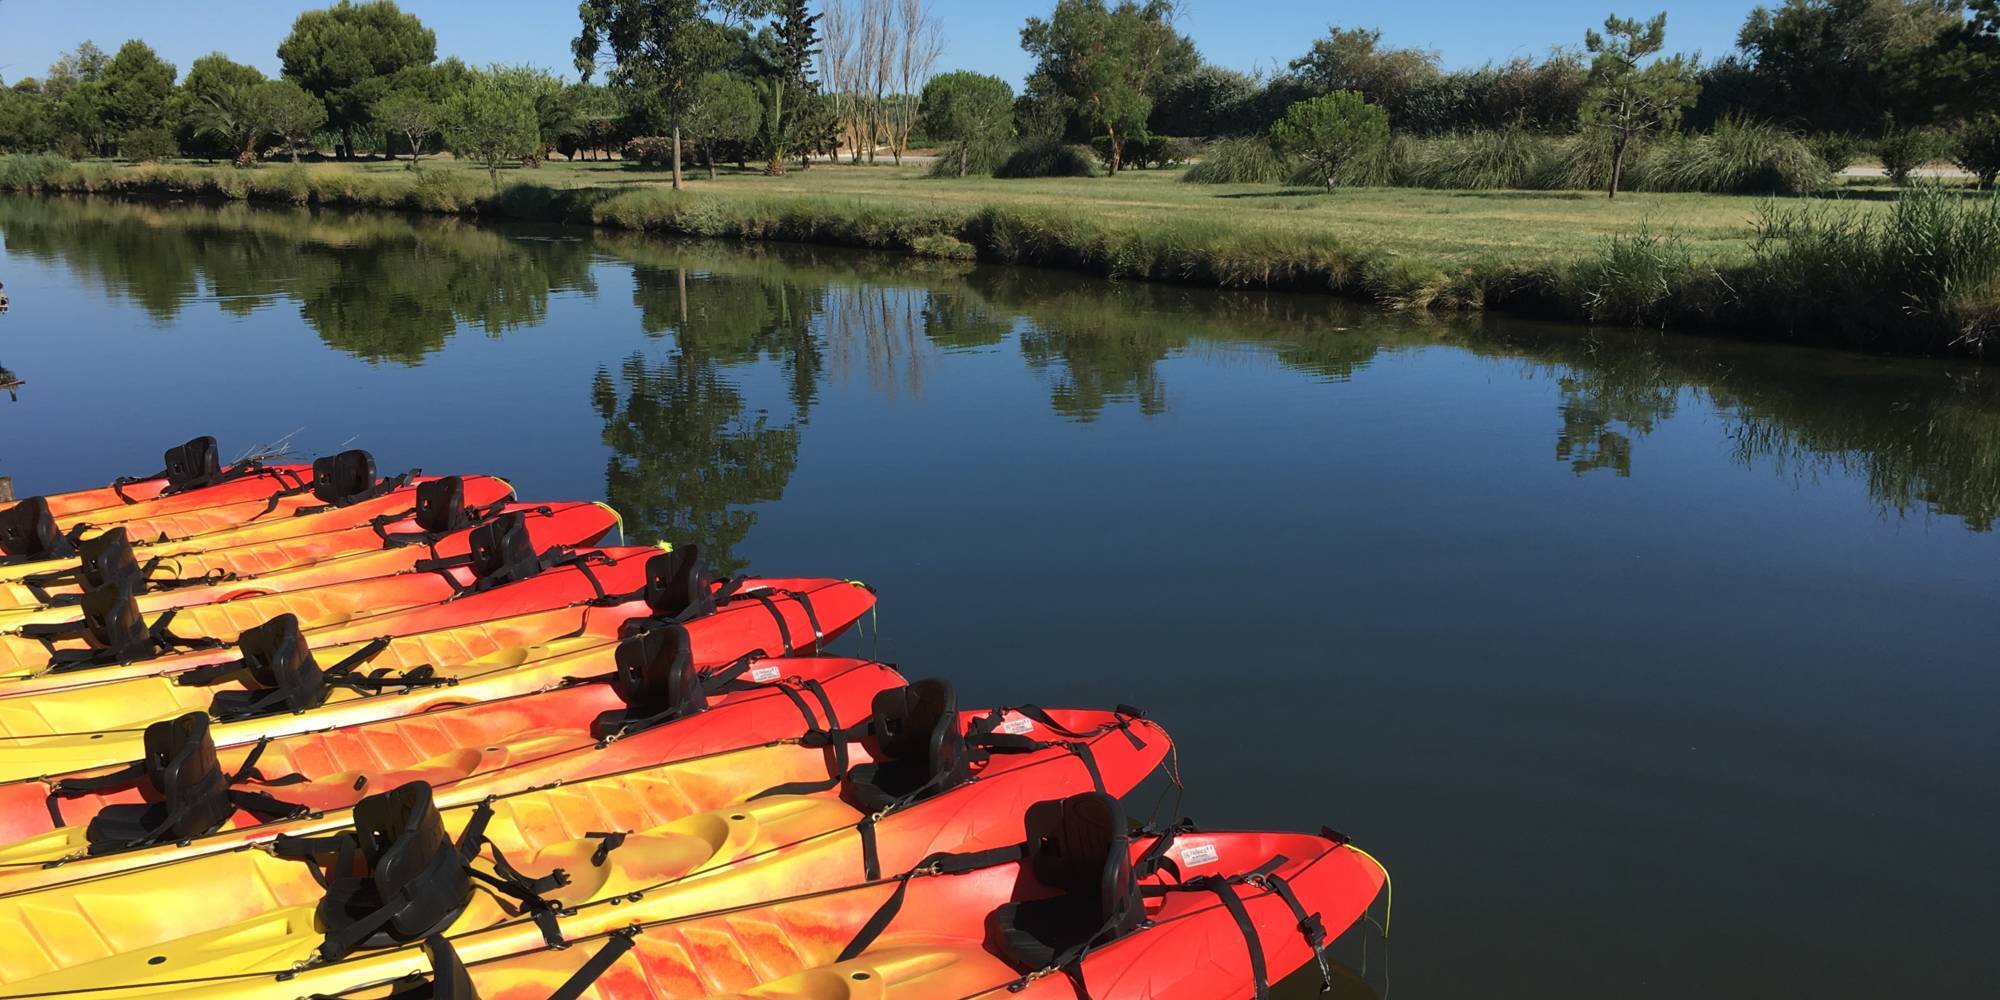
1877,128 -> 1949,185
1181,137 -> 1289,184
924,140 -> 1011,178
1956,117 -> 2000,190
910,233 -> 978,260
1642,118 -> 1830,195
119,126 -> 177,164
1563,225 -> 1703,326
994,140 -> 1097,179
1403,128 -> 1555,189
0,153 -> 76,189
1090,134 -> 1198,170
621,136 -> 678,168
1809,133 -> 1864,173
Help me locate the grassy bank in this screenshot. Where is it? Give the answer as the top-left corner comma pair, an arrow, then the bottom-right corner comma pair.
2,154 -> 1995,356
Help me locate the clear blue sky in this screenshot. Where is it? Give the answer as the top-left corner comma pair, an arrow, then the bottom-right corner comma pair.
0,1 -> 1762,87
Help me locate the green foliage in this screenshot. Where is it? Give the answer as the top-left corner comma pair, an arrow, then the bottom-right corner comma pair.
1287,26 -> 1440,111
1580,12 -> 1699,197
994,140 -> 1098,178
117,125 -> 176,163
1270,91 -> 1389,191
1402,127 -> 1553,189
489,65 -> 575,160
910,233 -> 978,260
574,0 -> 744,187
0,83 -> 56,154
1808,132 -> 1865,172
1643,117 -> 1830,195
1562,224 -> 1702,326
178,55 -> 267,159
1743,186 -> 2000,350
443,70 -> 539,182
1149,65 -> 1256,137
1955,116 -> 2000,188
1735,0 -> 1969,132
98,41 -> 178,138
760,0 -> 822,173
278,0 -> 438,155
371,90 -> 443,165
1019,0 -> 1196,172
263,80 -> 328,161
623,135 -> 679,166
683,72 -> 761,177
1877,127 -> 1949,184
920,71 -> 1016,178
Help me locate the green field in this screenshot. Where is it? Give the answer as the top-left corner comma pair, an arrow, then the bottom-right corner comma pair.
2,153 -> 1991,356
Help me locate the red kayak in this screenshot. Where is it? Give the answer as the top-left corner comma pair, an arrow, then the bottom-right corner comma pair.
423,794 -> 1385,1000
0,650 -> 908,893
0,507 -> 621,675
0,474 -> 521,607
0,474 -> 518,594
29,436 -> 302,518
0,501 -> 617,629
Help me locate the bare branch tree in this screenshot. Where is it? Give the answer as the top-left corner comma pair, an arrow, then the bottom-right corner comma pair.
887,0 -> 942,163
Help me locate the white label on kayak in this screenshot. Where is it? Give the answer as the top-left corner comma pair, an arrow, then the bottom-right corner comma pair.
1178,842 -> 1219,868
998,717 -> 1036,736
750,665 -> 781,683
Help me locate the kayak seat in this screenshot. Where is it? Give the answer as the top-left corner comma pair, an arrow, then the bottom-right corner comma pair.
413,476 -> 470,535
208,614 -> 330,719
85,713 -> 233,853
76,528 -> 142,593
311,450 -> 377,506
989,793 -> 1142,973
846,680 -> 966,814
593,626 -> 704,739
317,782 -> 472,952
0,497 -> 67,561
162,435 -> 222,491
71,585 -> 149,656
643,544 -> 713,620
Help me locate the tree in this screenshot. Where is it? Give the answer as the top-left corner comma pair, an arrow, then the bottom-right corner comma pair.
99,41 -> 178,138
1287,26 -> 1441,112
1580,12 -> 1699,198
46,42 -> 112,156
188,80 -> 271,162
443,70 -> 539,184
0,82 -> 56,154
886,0 -> 942,163
683,71 -> 761,178
278,0 -> 437,159
263,80 -> 328,162
1150,64 -> 1256,137
1020,0 -> 1197,174
490,65 -> 576,161
1269,90 -> 1388,191
919,70 -> 1014,176
178,54 -> 267,159
371,90 -> 442,166
1737,0 -> 1967,131
762,0 -> 822,173
575,0 -> 762,190
43,42 -> 110,102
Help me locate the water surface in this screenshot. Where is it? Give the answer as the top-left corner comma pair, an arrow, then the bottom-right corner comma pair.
2,195 -> 1996,998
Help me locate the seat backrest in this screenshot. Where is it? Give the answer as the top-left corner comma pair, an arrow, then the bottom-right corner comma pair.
467,512 -> 538,585
866,679 -> 966,796
349,782 -> 472,941
609,625 -> 703,719
78,585 -> 148,653
412,476 -> 469,536
413,934 -> 481,1000
643,545 -> 712,619
310,449 -> 377,505
136,712 -> 233,840
162,436 -> 221,491
0,497 -> 64,559
230,614 -> 328,711
77,528 -> 142,592
1022,792 -> 1141,934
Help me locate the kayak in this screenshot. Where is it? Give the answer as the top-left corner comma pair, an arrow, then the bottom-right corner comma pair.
0,473 -> 517,591
0,507 -> 621,675
0,500 -> 616,629
27,449 -> 400,547
29,436 -> 301,519
0,648 -> 906,893
0,689 -> 1166,998
0,474 -> 519,607
0,572 -> 874,779
388,796 -> 1387,1000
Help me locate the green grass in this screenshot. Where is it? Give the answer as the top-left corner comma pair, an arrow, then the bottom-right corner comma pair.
4,153 -> 1994,356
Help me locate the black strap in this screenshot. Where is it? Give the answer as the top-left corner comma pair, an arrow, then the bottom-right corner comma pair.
29,607 -> 227,672
837,845 -> 1027,962
43,761 -> 147,827
1263,871 -> 1333,990
745,591 -> 795,656
546,927 -> 640,1000
1136,856 -> 1292,1000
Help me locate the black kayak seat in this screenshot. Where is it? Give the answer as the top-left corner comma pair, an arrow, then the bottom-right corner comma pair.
592,625 -> 705,739
318,782 -> 473,950
412,476 -> 469,536
990,792 -> 1143,972
161,436 -> 222,491
846,679 -> 967,814
310,450 -> 377,506
0,497 -> 67,561
643,544 -> 712,620
84,713 -> 233,853
207,614 -> 330,719
76,528 -> 143,593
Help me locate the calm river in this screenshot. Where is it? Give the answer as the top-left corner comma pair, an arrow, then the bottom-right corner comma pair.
1,195 -> 1995,998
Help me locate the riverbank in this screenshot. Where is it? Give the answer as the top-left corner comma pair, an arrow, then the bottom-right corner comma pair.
2,154 -> 1994,356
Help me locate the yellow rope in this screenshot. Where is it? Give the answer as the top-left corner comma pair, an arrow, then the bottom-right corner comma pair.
1345,843 -> 1393,937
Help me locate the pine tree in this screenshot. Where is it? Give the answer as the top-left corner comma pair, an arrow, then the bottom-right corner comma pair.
765,0 -> 821,174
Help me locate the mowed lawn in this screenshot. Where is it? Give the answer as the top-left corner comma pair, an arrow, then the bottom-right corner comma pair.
262,155 -> 1906,266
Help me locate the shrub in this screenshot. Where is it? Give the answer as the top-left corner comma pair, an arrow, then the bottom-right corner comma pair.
1181,136 -> 1289,184
1643,118 -> 1830,195
993,140 -> 1096,179
924,140 -> 1010,178
1956,117 -> 2000,190
119,126 -> 177,163
0,153 -> 76,189
1270,90 -> 1390,191
621,136 -> 678,168
1403,128 -> 1555,189
910,233 -> 978,260
1540,132 -> 1634,191
1091,134 -> 1197,169
1877,128 -> 1949,185
1808,133 -> 1864,173
1563,225 -> 1702,326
